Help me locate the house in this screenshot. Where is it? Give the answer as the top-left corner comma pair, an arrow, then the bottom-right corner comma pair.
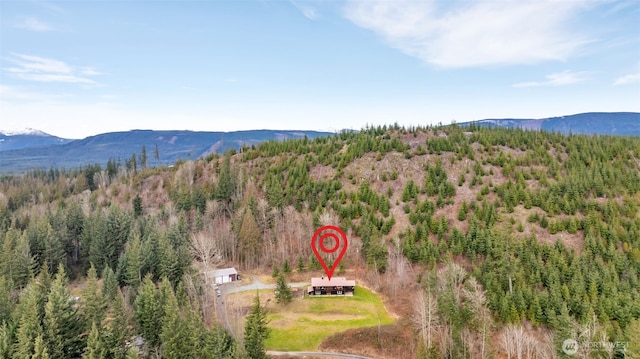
209,268 -> 238,284
307,277 -> 355,296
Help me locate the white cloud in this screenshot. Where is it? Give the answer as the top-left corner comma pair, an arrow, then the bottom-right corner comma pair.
613,71 -> 640,85
7,54 -> 71,73
15,16 -> 53,32
34,1 -> 66,14
344,0 -> 592,68
290,0 -> 318,20
4,53 -> 100,86
80,67 -> 101,76
513,71 -> 589,88
16,73 -> 98,84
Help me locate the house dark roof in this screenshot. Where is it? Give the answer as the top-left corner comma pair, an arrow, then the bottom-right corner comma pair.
311,277 -> 355,287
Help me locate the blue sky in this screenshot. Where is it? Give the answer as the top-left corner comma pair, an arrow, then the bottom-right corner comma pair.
1,0 -> 639,139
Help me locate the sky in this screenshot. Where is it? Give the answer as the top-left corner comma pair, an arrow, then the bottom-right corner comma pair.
1,0 -> 639,139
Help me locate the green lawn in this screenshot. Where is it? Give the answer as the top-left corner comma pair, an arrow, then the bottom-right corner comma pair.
264,287 -> 394,351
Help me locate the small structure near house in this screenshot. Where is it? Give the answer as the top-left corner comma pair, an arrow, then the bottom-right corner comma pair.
209,268 -> 238,284
307,277 -> 355,296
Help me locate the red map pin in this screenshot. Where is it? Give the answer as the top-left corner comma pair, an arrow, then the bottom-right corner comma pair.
311,225 -> 348,280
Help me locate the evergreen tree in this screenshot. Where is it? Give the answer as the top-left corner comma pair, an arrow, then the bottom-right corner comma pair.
127,153 -> 137,174
0,277 -> 13,332
160,284 -> 198,359
282,259 -> 291,274
104,290 -> 131,359
13,282 -> 43,358
43,264 -> 82,359
31,334 -> 50,359
84,213 -> 106,273
134,274 -> 164,351
201,327 -> 236,359
82,322 -> 104,359
27,218 -> 65,275
65,202 -> 85,264
275,273 -> 292,305
140,145 -> 148,169
124,233 -> 143,288
217,156 -> 234,204
267,176 -> 284,210
104,206 -> 132,273
238,209 -> 261,269
81,265 -> 106,331
132,195 -> 143,217
243,292 -> 270,359
457,201 -> 468,222
101,266 -> 118,302
154,143 -> 160,165
625,319 -> 640,358
1,228 -> 34,288
0,322 -> 13,359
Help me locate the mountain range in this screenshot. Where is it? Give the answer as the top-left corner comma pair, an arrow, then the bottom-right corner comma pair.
0,128 -> 73,151
0,129 -> 333,173
465,112 -> 639,135
0,112 -> 638,173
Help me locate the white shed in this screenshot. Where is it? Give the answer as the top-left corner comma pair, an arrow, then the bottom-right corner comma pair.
210,268 -> 238,284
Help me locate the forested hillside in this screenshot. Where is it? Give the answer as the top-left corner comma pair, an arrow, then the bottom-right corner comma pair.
1,124 -> 639,358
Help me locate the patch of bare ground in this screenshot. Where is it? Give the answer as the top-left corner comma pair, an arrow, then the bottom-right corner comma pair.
505,206 -> 584,253
433,181 -> 477,234
434,202 -> 462,230
309,164 -> 337,182
497,145 -> 528,158
319,318 -> 416,359
140,174 -> 171,216
387,205 -> 409,239
103,183 -> 132,209
397,130 -> 429,150
532,227 -> 584,254
343,150 -> 459,194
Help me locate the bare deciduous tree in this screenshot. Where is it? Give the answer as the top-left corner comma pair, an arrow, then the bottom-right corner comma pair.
463,277 -> 492,359
318,208 -> 339,226
174,160 -> 195,189
500,324 -> 556,359
93,170 -> 110,190
387,237 -> 410,298
412,287 -> 439,350
436,262 -> 466,306
205,200 -> 223,220
191,230 -> 223,324
191,231 -> 223,270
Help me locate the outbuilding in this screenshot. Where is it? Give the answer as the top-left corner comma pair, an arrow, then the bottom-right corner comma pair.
209,268 -> 238,284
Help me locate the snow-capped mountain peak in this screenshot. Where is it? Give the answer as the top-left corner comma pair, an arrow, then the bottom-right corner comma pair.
0,128 -> 49,137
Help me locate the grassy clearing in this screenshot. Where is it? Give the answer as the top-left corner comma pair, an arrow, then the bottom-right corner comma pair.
264,287 -> 394,351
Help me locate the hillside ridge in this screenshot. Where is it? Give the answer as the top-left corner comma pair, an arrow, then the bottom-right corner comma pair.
1,123 -> 639,357
0,129 -> 333,173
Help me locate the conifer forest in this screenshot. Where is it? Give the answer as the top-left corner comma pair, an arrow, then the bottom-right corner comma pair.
1,124 -> 639,358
